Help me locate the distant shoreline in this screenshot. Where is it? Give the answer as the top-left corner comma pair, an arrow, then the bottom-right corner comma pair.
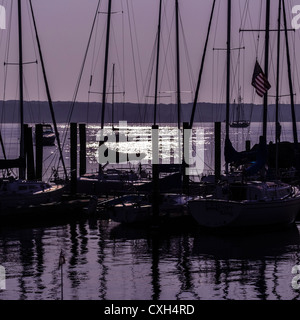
0,100 -> 299,123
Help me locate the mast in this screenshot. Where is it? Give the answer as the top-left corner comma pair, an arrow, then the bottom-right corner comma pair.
154,0 -> 162,126
275,0 -> 281,175
175,0 -> 181,129
225,0 -> 231,173
282,0 -> 298,146
189,0 -> 216,128
101,0 -> 112,130
112,63 -> 115,129
262,0 -> 270,142
18,0 -> 25,180
29,0 -> 68,179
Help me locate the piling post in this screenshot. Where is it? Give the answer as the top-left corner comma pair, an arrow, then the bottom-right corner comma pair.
214,122 -> 221,181
24,125 -> 35,180
182,122 -> 190,194
70,123 -> 77,194
35,124 -> 43,181
152,124 -> 160,225
114,127 -> 120,164
246,140 -> 251,152
79,123 -> 86,177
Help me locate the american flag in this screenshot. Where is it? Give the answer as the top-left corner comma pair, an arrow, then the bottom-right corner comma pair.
251,61 -> 271,97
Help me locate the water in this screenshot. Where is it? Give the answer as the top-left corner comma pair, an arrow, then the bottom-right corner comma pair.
0,219 -> 299,300
0,122 -> 299,300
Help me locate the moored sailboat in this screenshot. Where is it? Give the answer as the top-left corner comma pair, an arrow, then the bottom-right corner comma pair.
188,0 -> 300,229
0,0 -> 66,218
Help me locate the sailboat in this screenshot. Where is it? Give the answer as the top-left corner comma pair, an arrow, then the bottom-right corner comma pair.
0,1 -> 65,218
229,89 -> 250,128
77,0 -> 148,196
188,0 -> 300,229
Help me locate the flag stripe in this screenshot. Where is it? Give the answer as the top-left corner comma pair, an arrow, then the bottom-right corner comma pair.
251,61 -> 271,97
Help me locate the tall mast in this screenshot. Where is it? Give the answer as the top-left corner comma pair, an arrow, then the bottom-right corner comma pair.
189,0 -> 216,128
112,63 -> 115,129
275,0 -> 281,175
18,0 -> 25,180
101,0 -> 112,130
282,0 -> 298,146
29,0 -> 68,179
225,0 -> 231,173
154,0 -> 162,126
262,0 -> 270,142
175,0 -> 181,129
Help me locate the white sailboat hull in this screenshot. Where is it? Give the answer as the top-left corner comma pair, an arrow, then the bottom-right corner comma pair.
188,196 -> 300,228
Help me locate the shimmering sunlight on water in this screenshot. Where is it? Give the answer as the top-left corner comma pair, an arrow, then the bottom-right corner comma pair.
0,122 -> 299,300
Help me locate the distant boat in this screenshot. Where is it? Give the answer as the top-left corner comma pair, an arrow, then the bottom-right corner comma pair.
229,90 -> 250,128
230,120 -> 250,128
41,123 -> 56,146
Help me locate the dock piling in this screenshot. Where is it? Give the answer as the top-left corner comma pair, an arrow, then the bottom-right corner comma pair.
35,124 -> 43,181
214,122 -> 221,181
70,123 -> 77,194
79,123 -> 86,177
24,125 -> 35,180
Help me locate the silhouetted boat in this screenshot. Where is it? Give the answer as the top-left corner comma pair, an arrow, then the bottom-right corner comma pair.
0,1 -> 66,218
98,193 -> 192,224
188,179 -> 300,228
188,0 -> 300,229
41,124 -> 55,146
229,89 -> 250,128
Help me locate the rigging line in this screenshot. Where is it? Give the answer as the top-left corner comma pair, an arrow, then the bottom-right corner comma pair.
189,0 -> 216,128
29,0 -> 68,178
110,20 -> 124,97
159,6 -> 176,100
2,0 -> 14,161
129,0 -> 145,105
120,0 -> 125,98
126,0 -> 141,121
1,0 -> 13,129
142,31 -> 157,106
179,12 -> 195,99
25,0 -> 42,118
60,0 -> 101,152
144,28 -> 159,103
90,8 -> 102,85
43,152 -> 59,181
22,79 -> 35,124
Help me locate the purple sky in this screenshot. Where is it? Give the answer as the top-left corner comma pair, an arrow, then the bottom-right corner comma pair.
0,0 -> 300,105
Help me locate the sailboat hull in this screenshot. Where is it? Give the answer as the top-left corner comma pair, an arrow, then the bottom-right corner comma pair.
188,196 -> 300,228
0,184 -> 65,217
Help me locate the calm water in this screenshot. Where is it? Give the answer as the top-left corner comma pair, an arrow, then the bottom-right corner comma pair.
0,122 -> 300,300
0,218 -> 300,300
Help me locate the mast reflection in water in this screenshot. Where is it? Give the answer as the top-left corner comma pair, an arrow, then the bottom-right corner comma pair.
0,219 -> 300,300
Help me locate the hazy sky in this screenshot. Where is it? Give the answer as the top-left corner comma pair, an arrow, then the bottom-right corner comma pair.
0,0 -> 300,105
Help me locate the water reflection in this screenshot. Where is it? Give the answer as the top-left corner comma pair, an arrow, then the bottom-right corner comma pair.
0,220 -> 299,300
192,225 -> 300,300
110,223 -> 300,300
